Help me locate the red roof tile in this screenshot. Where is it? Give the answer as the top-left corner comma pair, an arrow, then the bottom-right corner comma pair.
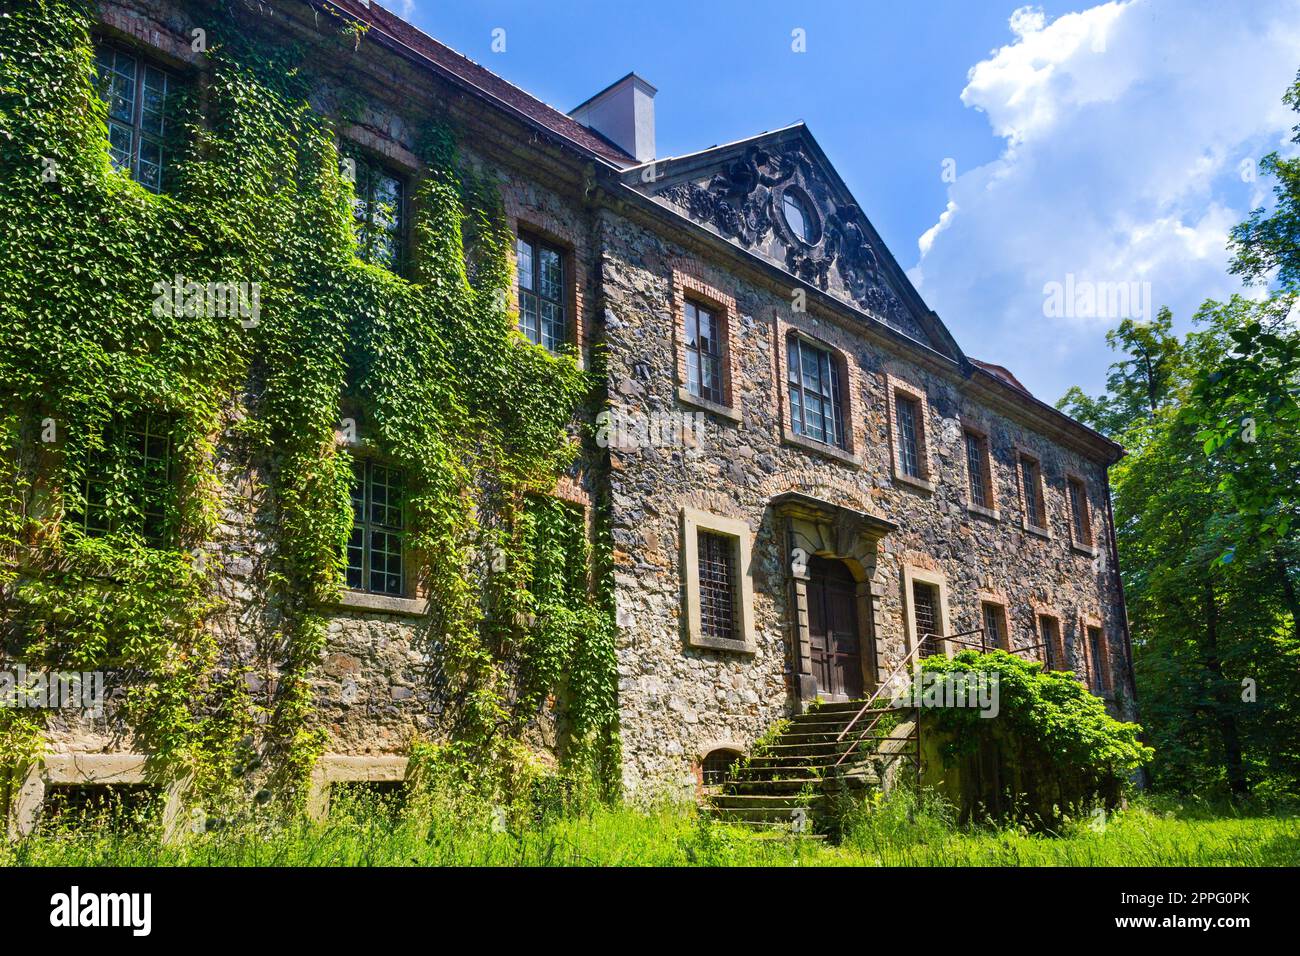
324,1 -> 636,166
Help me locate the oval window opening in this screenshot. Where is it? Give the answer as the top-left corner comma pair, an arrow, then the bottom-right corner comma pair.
782,191 -> 814,244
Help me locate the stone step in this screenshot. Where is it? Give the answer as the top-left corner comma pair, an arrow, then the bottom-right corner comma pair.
725,773 -> 879,795
710,793 -> 826,810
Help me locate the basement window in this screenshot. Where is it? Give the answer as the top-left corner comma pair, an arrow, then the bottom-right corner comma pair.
700,749 -> 741,787
41,783 -> 161,834
94,42 -> 179,193
330,780 -> 408,819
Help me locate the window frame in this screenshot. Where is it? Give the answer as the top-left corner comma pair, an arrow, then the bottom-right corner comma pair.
66,411 -> 177,547
681,508 -> 755,653
979,598 -> 1010,651
515,231 -> 569,352
672,271 -> 740,420
346,457 -> 409,599
1066,473 -> 1096,553
344,146 -> 409,276
93,40 -> 179,193
902,564 -> 951,661
1017,450 -> 1050,536
1037,611 -> 1066,671
683,298 -> 725,406
886,376 -> 934,491
962,424 -> 999,518
786,333 -> 846,450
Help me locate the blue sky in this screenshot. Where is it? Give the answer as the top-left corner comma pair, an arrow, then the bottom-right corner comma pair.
392,0 -> 1300,403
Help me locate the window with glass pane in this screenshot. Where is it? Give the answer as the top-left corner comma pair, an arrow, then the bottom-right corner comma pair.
1039,614 -> 1061,669
346,460 -> 406,596
787,336 -> 844,448
346,150 -> 405,273
1068,478 -> 1092,545
516,234 -> 567,351
684,300 -> 724,403
1021,456 -> 1046,528
1087,626 -> 1106,693
965,431 -> 990,507
68,413 -> 174,546
94,44 -> 175,193
697,531 -> 738,642
895,394 -> 922,478
981,602 -> 1006,650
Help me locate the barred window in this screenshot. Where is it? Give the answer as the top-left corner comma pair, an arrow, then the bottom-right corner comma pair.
787,336 -> 844,448
346,148 -> 405,274
516,234 -> 566,352
1068,477 -> 1093,546
1020,455 -> 1046,528
895,394 -> 922,479
684,300 -> 724,403
981,602 -> 1006,651
346,460 -> 405,596
965,430 -> 991,508
94,43 -> 177,193
701,748 -> 741,787
912,581 -> 940,658
68,412 -> 175,546
697,531 -> 738,642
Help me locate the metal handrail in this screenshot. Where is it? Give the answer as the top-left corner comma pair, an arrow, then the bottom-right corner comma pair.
830,627 -> 987,769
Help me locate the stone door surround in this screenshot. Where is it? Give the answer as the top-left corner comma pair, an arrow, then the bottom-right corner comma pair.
770,492 -> 896,707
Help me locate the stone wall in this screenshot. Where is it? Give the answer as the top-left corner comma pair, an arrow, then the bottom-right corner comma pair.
596,207 -> 1131,796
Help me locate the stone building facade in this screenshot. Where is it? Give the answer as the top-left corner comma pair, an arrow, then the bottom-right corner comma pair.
9,0 -> 1134,828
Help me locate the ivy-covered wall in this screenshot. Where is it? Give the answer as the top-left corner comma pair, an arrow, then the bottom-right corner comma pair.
0,0 -> 618,818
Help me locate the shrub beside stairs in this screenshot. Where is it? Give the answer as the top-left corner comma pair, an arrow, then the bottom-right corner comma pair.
706,700 -> 919,836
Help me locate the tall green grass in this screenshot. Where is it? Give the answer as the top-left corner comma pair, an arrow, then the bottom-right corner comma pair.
3,789 -> 1296,867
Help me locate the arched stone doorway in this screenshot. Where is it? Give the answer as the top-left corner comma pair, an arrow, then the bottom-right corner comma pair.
770,492 -> 897,707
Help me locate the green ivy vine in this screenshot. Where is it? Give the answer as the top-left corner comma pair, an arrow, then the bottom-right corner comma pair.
0,0 -> 618,817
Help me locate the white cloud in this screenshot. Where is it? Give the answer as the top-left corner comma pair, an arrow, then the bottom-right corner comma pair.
913,0 -> 1300,400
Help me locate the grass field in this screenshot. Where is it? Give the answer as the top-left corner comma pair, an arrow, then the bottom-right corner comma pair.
3,789 -> 1296,867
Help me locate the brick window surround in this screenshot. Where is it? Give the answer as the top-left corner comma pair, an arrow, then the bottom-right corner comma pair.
961,422 -> 999,520
1035,608 -> 1067,671
774,322 -> 862,467
1016,448 -> 1051,538
680,507 -> 755,653
886,375 -> 934,492
671,270 -> 741,421
509,217 -> 585,363
978,597 -> 1011,651
902,564 -> 951,659
1079,614 -> 1113,696
1066,472 -> 1097,555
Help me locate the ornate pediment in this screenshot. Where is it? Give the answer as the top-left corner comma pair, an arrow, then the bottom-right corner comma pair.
640,134 -> 942,348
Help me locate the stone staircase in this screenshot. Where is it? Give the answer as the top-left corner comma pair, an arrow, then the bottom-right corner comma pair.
705,700 -> 918,836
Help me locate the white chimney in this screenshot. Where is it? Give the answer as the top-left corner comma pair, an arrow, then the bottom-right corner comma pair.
569,73 -> 656,162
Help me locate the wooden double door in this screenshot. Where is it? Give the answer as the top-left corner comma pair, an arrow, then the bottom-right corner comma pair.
806,556 -> 864,700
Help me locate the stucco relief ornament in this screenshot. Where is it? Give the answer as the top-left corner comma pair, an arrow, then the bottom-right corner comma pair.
658,145 -> 912,329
